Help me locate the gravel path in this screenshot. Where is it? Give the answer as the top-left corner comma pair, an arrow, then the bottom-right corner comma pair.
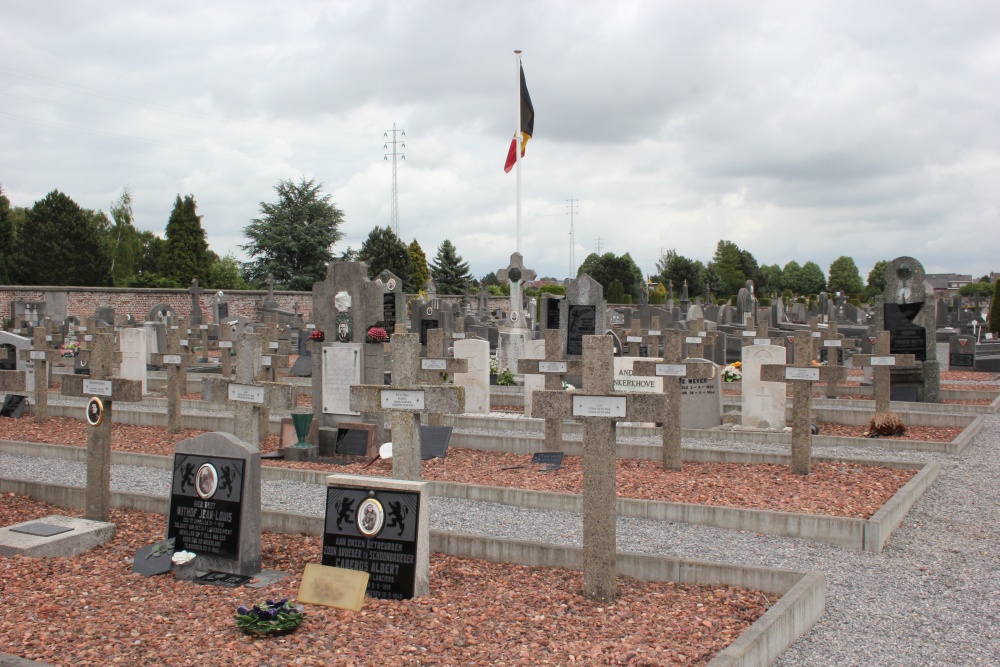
2,413 -> 999,665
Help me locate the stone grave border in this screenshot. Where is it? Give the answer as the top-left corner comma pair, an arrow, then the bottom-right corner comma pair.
1,440 -> 936,553
0,469 -> 824,667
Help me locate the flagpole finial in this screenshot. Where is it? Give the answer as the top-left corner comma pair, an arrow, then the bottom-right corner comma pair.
514,50 -> 522,54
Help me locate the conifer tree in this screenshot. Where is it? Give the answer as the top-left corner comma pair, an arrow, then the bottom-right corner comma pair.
12,190 -> 112,286
407,239 -> 430,293
429,239 -> 472,294
357,226 -> 411,286
0,185 -> 12,284
163,194 -> 211,286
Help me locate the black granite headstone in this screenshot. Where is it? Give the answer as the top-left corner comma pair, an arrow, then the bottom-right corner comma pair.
531,452 -> 565,466
382,294 -> 397,335
419,426 -> 452,459
419,319 -> 439,345
11,522 -> 73,537
167,454 -> 245,559
0,394 -> 28,419
819,348 -> 844,364
218,302 -> 229,320
949,353 -> 974,368
323,486 -> 421,600
73,356 -> 91,375
546,299 -> 561,329
891,386 -> 919,402
193,571 -> 253,588
132,537 -> 176,577
336,427 -> 370,457
884,303 -> 926,361
567,305 -> 596,356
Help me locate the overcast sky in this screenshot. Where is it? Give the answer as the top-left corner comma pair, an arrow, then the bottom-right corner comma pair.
3,1 -> 998,286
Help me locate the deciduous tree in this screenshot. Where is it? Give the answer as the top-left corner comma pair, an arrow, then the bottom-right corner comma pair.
827,256 -> 864,294
577,252 -> 643,300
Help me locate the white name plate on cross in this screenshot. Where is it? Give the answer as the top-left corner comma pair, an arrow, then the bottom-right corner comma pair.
45,335 -> 52,342
261,356 -> 272,366
811,332 -> 822,338
163,354 -> 182,365
229,383 -> 265,404
269,342 -> 280,349
824,340 -> 842,347
83,379 -> 113,397
200,324 -> 209,330
84,335 -> 93,342
684,337 -> 701,344
218,341 -> 233,348
742,330 -> 756,336
699,332 -> 708,337
786,367 -> 820,381
649,330 -> 661,336
870,356 -> 897,366
626,336 -> 642,343
306,324 -> 316,329
421,358 -> 447,370
572,395 -> 627,417
452,332 -> 466,339
655,363 -> 687,377
538,361 -> 568,373
180,339 -> 189,346
754,339 -> 771,345
381,390 -> 425,410
30,351 -> 46,360
78,326 -> 87,332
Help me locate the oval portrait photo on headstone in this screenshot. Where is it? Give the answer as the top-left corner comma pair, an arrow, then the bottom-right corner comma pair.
196,463 -> 219,499
356,497 -> 384,537
85,397 -> 104,427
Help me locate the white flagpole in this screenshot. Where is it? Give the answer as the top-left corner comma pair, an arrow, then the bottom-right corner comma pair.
515,49 -> 522,255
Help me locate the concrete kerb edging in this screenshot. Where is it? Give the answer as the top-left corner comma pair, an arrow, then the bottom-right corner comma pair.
0,653 -> 54,667
0,477 -> 824,667
0,440 -> 934,552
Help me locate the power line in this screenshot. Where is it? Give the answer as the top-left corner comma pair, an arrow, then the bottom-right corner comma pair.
383,123 -> 405,237
595,236 -> 603,254
566,197 -> 578,278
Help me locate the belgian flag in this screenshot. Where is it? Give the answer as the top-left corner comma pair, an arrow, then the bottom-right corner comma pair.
504,64 -> 534,173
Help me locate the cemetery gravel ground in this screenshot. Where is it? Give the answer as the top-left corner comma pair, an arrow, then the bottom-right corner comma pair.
0,497 -> 771,667
0,417 -> 915,518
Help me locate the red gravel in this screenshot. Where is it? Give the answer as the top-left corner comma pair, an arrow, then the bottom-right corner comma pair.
0,495 -> 773,667
815,422 -> 964,442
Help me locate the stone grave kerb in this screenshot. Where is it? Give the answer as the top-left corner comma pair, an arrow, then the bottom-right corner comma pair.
350,333 -> 465,481
497,252 -> 536,331
59,332 -> 142,520
633,329 -> 716,470
172,431 -> 262,576
852,331 -> 916,416
760,335 -> 847,476
532,335 -> 667,602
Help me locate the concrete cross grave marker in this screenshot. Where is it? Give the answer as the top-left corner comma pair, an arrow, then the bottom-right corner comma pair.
417,329 -> 467,427
531,336 -> 666,602
852,331 -> 916,417
760,335 -> 847,475
350,333 -> 465,481
818,321 -> 857,399
150,326 -> 196,434
218,320 -> 236,377
497,252 -> 536,331
59,332 -> 143,521
633,329 -> 716,471
517,328 -> 583,451
637,315 -> 666,360
741,321 -> 784,349
17,328 -> 63,422
187,278 -> 205,327
683,319 -> 717,359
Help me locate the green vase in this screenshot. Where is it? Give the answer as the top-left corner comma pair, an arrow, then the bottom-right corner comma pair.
291,412 -> 313,447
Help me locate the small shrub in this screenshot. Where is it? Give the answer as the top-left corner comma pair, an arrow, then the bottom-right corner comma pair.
758,297 -> 771,307
866,412 -> 906,437
496,368 -> 516,386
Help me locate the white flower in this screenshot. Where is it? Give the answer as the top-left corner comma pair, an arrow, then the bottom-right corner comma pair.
171,550 -> 196,565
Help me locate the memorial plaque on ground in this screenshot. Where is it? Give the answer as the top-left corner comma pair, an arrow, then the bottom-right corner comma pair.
11,522 -> 73,537
193,571 -> 254,588
132,537 -> 176,577
336,427 -> 371,457
419,425 -> 452,459
167,454 -> 245,559
323,486 -> 422,599
531,451 -> 564,466
567,305 -> 596,356
884,303 -> 927,361
0,394 -> 27,418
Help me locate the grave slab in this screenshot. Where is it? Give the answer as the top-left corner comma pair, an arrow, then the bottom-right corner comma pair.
0,515 -> 116,557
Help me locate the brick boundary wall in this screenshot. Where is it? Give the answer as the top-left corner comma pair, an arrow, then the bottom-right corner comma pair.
1,286 -> 517,326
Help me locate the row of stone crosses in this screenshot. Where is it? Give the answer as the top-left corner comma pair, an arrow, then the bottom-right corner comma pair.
0,255 -> 941,603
